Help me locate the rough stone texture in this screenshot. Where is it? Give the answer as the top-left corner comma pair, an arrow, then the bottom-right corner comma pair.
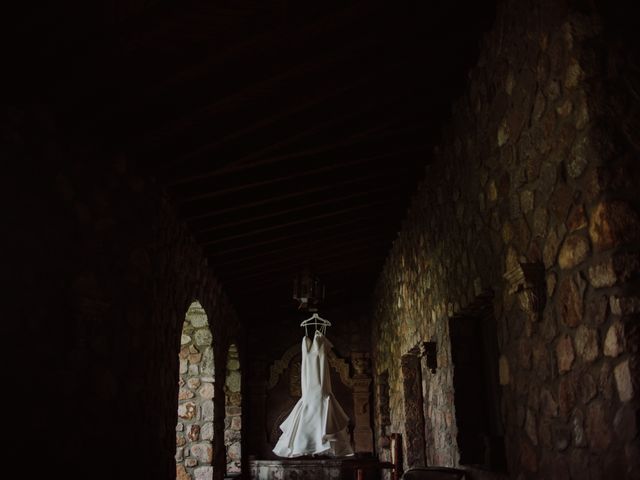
5,128 -> 241,480
194,466 -> 214,480
574,325 -> 599,363
558,234 -> 590,270
176,302 -> 216,479
224,344 -> 242,474
556,273 -> 585,328
604,322 -> 625,358
370,1 -> 640,478
614,360 -> 634,402
589,200 -> 640,252
556,335 -> 575,374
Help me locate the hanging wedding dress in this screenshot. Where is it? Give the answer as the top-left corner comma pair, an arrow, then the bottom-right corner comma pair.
273,330 -> 354,457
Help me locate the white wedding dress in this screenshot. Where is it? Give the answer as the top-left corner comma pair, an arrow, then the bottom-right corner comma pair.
273,330 -> 354,457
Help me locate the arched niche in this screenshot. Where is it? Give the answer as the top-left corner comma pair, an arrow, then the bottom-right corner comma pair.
224,343 -> 242,475
175,301 -> 215,480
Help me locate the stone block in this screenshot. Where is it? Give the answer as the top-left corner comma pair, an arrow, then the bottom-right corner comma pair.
566,133 -> 589,178
176,465 -> 190,480
187,377 -> 201,389
541,388 -> 559,418
189,353 -> 202,364
587,260 -> 617,288
585,295 -> 608,326
525,409 -> 538,445
191,442 -> 212,463
586,400 -> 612,452
567,205 -> 587,232
201,400 -> 214,421
556,334 -> 575,374
194,329 -> 212,346
558,234 -> 590,269
556,273 -> 585,328
179,388 -> 194,400
571,409 -> 586,447
610,296 -> 640,316
194,466 -> 213,480
614,360 -> 634,402
178,402 -> 197,420
226,371 -> 241,393
543,228 -> 560,268
589,200 -> 640,252
604,322 -> 625,357
559,373 -> 577,418
574,325 -> 598,363
579,373 -> 597,403
200,422 -> 213,441
188,424 -> 200,442
198,382 -> 214,400
613,405 -> 637,443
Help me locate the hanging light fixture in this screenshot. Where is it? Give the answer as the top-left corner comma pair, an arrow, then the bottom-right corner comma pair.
292,268 -> 325,311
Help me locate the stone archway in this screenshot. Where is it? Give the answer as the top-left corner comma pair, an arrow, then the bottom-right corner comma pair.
176,301 -> 215,480
224,343 -> 242,475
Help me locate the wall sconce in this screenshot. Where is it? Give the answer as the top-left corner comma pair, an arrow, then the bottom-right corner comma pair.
503,261 -> 546,319
421,341 -> 437,373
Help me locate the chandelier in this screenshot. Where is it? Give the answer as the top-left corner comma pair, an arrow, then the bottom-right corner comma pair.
292,268 -> 325,311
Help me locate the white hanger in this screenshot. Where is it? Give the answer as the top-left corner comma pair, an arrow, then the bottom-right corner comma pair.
300,312 -> 331,337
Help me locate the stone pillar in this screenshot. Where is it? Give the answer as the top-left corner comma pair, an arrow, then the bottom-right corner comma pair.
351,352 -> 374,453
400,352 -> 426,469
224,345 -> 242,474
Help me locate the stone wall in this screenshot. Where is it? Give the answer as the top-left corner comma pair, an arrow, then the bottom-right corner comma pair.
176,302 -> 216,480
225,344 -> 242,473
371,1 -> 639,478
5,107 -> 241,480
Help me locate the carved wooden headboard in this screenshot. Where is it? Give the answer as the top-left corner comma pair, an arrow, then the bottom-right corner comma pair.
267,343 -> 354,389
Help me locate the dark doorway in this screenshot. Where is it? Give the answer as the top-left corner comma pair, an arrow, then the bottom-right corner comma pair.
449,295 -> 506,472
400,352 -> 427,469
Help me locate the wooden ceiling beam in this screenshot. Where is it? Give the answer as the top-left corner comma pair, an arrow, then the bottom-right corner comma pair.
184,169 -> 401,222
143,34 -> 379,152
202,209 -> 394,256
218,238 -> 390,278
139,1 -> 375,97
180,147 -> 427,203
195,184 -> 397,234
199,199 -> 390,247
210,224 -> 385,267
225,251 -> 386,284
168,110 -> 377,186
152,72 -> 369,165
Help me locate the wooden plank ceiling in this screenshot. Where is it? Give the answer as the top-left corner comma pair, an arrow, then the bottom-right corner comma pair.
41,0 -> 496,318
